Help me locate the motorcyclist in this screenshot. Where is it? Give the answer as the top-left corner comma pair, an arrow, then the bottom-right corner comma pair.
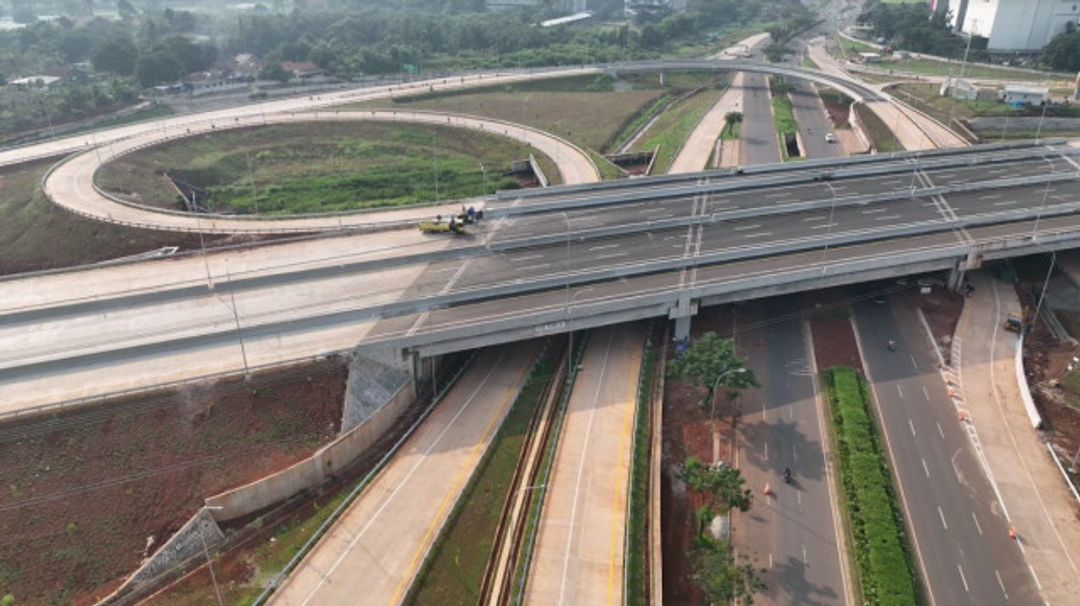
887,339 -> 896,351
783,467 -> 792,483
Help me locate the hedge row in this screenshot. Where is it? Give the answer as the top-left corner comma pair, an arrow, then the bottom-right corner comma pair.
825,366 -> 920,606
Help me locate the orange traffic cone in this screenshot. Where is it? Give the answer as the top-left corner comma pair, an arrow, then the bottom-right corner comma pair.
1009,526 -> 1018,539
958,410 -> 966,421
948,388 -> 956,398
763,483 -> 773,496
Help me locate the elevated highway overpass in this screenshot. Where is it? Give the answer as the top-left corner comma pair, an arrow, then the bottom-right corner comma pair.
3,142 -> 1080,412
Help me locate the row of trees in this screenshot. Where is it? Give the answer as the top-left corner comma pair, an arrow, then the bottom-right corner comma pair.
668,331 -> 765,604
857,0 -> 977,59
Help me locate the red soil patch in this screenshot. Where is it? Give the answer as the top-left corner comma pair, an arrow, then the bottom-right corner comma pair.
807,295 -> 864,373
0,359 -> 345,606
914,289 -> 965,365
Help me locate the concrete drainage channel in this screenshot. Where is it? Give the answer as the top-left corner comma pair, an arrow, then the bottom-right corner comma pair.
97,349 -> 475,606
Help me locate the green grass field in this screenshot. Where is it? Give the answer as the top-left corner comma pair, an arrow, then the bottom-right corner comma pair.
96,121 -> 538,215
629,86 -> 725,174
0,157 -> 228,276
854,104 -> 903,152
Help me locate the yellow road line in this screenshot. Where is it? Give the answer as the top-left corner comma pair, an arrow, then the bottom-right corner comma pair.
388,355 -> 533,605
608,346 -> 642,605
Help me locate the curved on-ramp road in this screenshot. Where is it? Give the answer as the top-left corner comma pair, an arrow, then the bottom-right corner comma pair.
42,109 -> 600,235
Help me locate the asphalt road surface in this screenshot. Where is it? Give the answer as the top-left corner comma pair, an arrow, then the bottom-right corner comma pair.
735,297 -> 849,605
740,72 -> 782,165
789,80 -> 846,161
853,293 -> 1042,605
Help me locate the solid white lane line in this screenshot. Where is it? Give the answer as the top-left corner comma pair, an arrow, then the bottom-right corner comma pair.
810,222 -> 837,230
875,214 -> 902,221
972,512 -> 983,536
803,215 -> 827,222
909,419 -> 917,437
993,200 -> 1019,206
937,422 -> 945,439
511,253 -> 544,262
922,458 -> 930,478
979,194 -> 1003,200
594,252 -> 628,261
923,385 -> 931,401
792,445 -> 798,464
910,355 -> 918,370
517,263 -> 551,272
802,545 -> 808,564
958,564 -> 969,592
797,491 -> 802,505
769,553 -> 774,568
995,570 -> 1009,600
1028,565 -> 1042,590
733,223 -> 761,231
742,232 -> 773,239
896,384 -> 904,398
861,207 -> 888,214
764,441 -> 769,460
938,506 -> 949,530
588,244 -> 619,252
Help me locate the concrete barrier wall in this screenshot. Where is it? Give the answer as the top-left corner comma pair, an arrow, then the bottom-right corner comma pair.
1015,334 -> 1044,429
529,153 -> 549,187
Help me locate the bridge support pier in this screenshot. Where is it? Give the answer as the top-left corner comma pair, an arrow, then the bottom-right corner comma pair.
669,297 -> 699,341
948,249 -> 983,292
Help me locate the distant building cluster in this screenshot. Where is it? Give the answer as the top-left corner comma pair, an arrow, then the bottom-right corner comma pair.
152,56 -> 327,97
933,0 -> 1080,53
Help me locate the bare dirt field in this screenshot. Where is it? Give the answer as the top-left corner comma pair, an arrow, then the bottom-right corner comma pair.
806,291 -> 864,373
0,360 -> 346,605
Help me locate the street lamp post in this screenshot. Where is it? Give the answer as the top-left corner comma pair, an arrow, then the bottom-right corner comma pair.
478,161 -> 487,200
1033,156 -> 1054,239
710,367 -> 747,422
561,211 -> 574,374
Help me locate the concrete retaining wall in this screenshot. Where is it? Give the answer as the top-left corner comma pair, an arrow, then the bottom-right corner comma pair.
205,359 -> 414,520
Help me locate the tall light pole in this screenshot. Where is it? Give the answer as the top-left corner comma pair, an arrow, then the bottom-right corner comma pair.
1033,155 -> 1054,239
711,367 -> 747,422
561,211 -> 574,374
478,161 -> 487,200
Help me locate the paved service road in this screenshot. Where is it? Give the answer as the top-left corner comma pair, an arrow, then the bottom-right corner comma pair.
740,72 -> 782,165
735,297 -> 849,605
789,80 -> 846,161
270,344 -> 536,606
955,272 -> 1080,604
854,292 -> 1042,605
524,324 -> 644,606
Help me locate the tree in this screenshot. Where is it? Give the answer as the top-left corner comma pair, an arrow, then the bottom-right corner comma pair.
692,536 -> 766,605
92,37 -> 137,76
667,331 -> 759,408
679,457 -> 753,517
1043,29 -> 1080,72
260,61 -> 292,84
135,50 -> 180,87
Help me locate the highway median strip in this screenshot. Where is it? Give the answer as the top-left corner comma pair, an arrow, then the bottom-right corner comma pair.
824,366 -> 920,606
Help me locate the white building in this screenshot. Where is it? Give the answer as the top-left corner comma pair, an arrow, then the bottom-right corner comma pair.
1002,84 -> 1049,105
944,0 -> 1080,52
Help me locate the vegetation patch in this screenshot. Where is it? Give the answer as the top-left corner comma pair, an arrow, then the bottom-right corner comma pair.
824,366 -> 919,606
630,85 -> 725,174
405,352 -> 557,606
853,104 -> 903,153
625,341 -> 657,605
0,157 -> 241,277
95,122 -> 533,215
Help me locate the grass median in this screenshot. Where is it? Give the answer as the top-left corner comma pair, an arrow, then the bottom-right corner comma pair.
824,366 -> 920,606
625,341 -> 657,605
630,85 -> 725,174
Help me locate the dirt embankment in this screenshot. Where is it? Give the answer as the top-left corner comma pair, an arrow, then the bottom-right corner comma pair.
0,360 -> 345,605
